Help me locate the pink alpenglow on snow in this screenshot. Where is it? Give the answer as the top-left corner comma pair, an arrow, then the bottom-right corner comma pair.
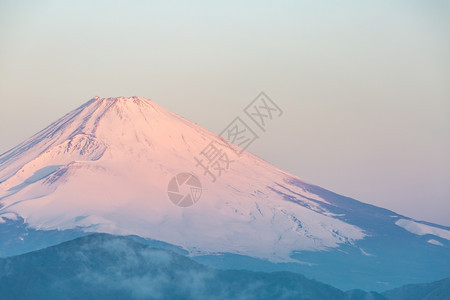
1,96 -> 447,264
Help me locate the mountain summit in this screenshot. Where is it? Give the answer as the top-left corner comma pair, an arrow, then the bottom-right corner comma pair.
0,96 -> 449,291
0,96 -> 364,259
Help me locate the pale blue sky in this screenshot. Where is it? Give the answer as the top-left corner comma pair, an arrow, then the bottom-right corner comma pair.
1,0 -> 449,225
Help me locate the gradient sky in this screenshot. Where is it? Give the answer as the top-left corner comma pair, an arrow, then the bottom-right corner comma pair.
1,0 -> 449,226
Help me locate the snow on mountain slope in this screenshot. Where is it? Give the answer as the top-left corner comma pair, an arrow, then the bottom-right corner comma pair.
395,219 -> 450,240
0,96 -> 366,262
0,96 -> 448,265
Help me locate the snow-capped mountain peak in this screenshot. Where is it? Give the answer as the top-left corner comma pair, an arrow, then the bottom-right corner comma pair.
0,96 -> 448,267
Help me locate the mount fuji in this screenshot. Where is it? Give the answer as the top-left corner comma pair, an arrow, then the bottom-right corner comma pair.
0,96 -> 448,291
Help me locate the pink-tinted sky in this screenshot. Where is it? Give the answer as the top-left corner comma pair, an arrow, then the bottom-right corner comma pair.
0,0 -> 449,225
